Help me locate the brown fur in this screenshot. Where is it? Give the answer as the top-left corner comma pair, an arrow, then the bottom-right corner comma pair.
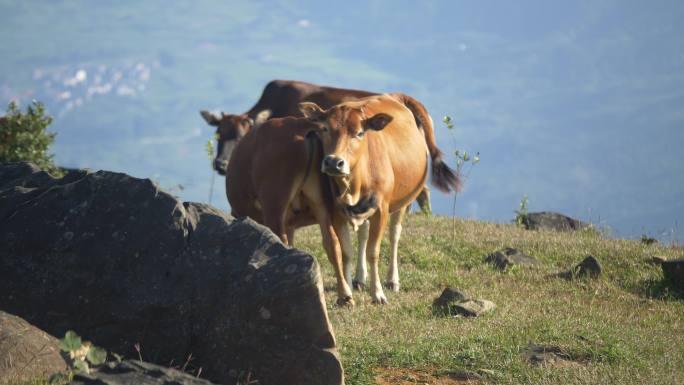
227,93 -> 456,305
200,80 -> 433,212
226,117 -> 355,304
302,94 -> 460,303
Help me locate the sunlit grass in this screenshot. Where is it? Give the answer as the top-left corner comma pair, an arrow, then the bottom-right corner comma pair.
294,214 -> 684,385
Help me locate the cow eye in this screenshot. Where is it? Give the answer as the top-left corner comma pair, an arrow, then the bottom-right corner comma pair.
355,130 -> 364,139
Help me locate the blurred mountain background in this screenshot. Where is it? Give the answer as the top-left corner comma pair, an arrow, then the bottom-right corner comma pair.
2,0 -> 683,242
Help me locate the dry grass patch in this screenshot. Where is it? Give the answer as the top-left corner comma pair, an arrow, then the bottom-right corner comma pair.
374,367 -> 480,385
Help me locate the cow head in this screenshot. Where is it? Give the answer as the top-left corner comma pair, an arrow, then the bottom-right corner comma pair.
299,101 -> 392,200
200,109 -> 271,175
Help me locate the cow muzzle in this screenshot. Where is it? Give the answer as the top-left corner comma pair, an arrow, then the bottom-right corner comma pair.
213,158 -> 229,175
321,155 -> 350,176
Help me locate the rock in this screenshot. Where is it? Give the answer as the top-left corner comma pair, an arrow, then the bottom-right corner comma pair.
0,162 -> 342,385
521,212 -> 589,232
662,259 -> 684,286
575,255 -> 602,278
71,360 -> 217,385
485,247 -> 539,271
432,287 -> 467,310
0,311 -> 69,383
431,288 -> 495,317
553,255 -> 602,280
453,299 -> 496,317
648,256 -> 667,265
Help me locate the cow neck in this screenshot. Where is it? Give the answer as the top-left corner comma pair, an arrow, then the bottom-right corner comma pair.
332,149 -> 369,207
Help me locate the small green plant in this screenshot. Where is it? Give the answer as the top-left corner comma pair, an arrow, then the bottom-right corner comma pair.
205,134 -> 216,161
443,116 -> 480,237
0,100 -> 59,174
58,330 -> 107,374
514,195 -> 529,227
640,234 -> 658,245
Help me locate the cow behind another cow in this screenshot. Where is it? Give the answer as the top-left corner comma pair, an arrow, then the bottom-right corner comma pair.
200,80 -> 431,214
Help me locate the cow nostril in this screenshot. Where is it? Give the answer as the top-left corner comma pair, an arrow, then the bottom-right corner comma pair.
214,159 -> 229,170
335,159 -> 345,170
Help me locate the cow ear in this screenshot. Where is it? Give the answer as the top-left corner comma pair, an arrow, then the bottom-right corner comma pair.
253,109 -> 272,126
299,102 -> 324,121
200,110 -> 221,126
363,113 -> 393,131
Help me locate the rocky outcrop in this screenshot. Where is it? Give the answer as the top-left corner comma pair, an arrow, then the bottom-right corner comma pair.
0,162 -> 343,385
0,311 -> 69,383
521,212 -> 589,232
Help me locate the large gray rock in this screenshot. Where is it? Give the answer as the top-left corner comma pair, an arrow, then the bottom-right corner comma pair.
0,311 -> 69,383
521,212 -> 589,232
662,259 -> 684,287
0,162 -> 343,385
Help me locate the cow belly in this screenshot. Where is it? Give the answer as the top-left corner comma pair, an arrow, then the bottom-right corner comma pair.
386,140 -> 429,212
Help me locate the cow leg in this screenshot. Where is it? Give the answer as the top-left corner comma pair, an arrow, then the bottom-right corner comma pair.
263,214 -> 288,244
353,220 -> 370,290
335,220 -> 355,289
287,227 -> 295,246
416,186 -> 431,215
385,206 -> 406,292
260,197 -> 291,245
314,208 -> 354,306
367,207 -> 390,304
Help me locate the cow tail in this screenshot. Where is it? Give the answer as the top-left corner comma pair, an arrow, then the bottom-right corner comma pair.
395,93 -> 462,193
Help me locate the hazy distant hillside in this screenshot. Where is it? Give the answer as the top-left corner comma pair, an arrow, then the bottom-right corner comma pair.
2,1 -> 683,242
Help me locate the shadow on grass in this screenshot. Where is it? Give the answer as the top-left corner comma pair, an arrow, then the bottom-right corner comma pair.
631,278 -> 684,300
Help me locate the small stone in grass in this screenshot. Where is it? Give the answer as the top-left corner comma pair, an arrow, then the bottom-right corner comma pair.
553,255 -> 603,280
574,255 -> 602,278
432,288 -> 495,317
432,287 -> 466,308
453,299 -> 496,317
485,247 -> 539,271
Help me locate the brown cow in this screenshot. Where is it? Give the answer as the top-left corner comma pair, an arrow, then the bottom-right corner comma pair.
300,94 -> 460,304
200,80 -> 431,214
226,115 -> 356,303
228,93 -> 458,305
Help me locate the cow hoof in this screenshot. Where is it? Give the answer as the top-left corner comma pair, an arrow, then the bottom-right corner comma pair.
352,279 -> 366,291
371,293 -> 388,305
384,281 -> 400,292
336,296 -> 355,307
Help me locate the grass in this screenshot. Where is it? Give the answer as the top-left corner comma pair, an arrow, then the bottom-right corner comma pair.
293,214 -> 684,385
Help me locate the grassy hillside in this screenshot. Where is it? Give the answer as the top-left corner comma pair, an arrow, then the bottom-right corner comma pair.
294,215 -> 684,385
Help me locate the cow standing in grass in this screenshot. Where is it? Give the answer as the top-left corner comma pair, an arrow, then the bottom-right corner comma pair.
227,93 -> 459,305
300,94 -> 460,303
